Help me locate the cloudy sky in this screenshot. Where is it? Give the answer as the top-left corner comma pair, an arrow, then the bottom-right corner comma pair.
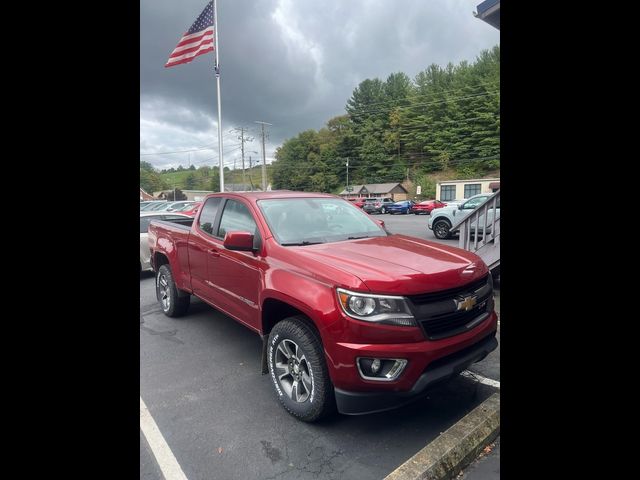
140,0 -> 499,171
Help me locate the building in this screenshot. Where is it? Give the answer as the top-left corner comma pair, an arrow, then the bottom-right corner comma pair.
436,178 -> 500,202
338,183 -> 409,201
475,0 -> 500,29
223,184 -> 263,193
140,187 -> 154,201
180,190 -> 215,201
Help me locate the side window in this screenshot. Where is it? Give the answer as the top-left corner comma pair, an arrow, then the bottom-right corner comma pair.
462,196 -> 487,209
218,200 -> 258,239
198,197 -> 222,235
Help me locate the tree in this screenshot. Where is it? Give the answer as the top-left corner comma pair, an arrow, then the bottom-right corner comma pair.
209,169 -> 220,192
140,168 -> 168,194
165,189 -> 187,201
185,173 -> 197,189
140,160 -> 155,172
271,44 -> 499,189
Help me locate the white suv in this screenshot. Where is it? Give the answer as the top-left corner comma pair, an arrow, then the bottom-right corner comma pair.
427,193 -> 500,239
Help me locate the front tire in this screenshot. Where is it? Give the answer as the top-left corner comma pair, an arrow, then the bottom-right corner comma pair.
381,207 -> 386,214
433,219 -> 452,239
156,264 -> 190,317
268,316 -> 335,422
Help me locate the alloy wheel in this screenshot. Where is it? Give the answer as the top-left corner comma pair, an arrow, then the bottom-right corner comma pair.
273,339 -> 313,403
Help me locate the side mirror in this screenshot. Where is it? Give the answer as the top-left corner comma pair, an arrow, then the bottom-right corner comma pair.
458,204 -> 464,210
374,219 -> 385,228
223,231 -> 255,251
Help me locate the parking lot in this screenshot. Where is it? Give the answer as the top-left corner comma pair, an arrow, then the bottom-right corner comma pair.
140,213 -> 500,480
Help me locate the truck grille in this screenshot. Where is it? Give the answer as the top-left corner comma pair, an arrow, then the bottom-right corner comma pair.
407,275 -> 493,340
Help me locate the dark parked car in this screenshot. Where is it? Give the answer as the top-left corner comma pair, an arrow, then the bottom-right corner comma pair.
386,200 -> 415,215
363,197 -> 395,214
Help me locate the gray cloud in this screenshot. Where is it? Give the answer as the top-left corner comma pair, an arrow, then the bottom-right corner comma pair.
140,0 -> 499,170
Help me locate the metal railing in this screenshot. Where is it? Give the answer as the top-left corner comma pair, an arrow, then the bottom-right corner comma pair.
450,190 -> 500,264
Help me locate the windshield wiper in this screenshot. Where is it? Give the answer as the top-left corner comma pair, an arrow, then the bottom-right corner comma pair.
281,241 -> 325,246
347,235 -> 370,240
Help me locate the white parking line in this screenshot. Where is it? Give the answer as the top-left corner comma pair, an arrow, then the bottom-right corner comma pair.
140,396 -> 189,480
462,370 -> 501,389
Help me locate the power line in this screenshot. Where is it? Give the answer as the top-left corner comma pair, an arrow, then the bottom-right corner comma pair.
139,132 -> 239,156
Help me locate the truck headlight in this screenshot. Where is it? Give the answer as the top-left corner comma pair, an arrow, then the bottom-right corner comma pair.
336,288 -> 416,326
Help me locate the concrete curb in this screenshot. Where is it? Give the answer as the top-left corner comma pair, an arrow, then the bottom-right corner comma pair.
384,392 -> 500,480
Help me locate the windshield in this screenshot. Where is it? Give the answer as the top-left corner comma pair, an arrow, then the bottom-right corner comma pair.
172,203 -> 194,211
148,202 -> 170,211
140,202 -> 161,210
258,197 -> 387,246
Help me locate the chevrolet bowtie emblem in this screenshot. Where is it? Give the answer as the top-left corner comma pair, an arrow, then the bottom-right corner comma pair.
455,295 -> 477,311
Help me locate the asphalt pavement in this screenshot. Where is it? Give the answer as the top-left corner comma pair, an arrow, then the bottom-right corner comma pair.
140,212 -> 500,480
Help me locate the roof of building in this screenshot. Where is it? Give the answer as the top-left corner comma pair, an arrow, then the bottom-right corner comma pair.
437,177 -> 500,185
339,182 -> 407,195
475,0 -> 500,29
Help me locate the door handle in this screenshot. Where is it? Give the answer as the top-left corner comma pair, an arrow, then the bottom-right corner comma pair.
208,248 -> 220,257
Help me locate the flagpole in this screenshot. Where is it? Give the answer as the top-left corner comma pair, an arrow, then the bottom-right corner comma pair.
213,0 -> 224,192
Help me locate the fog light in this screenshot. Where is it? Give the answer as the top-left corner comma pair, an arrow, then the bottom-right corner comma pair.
357,358 -> 408,381
371,358 -> 381,374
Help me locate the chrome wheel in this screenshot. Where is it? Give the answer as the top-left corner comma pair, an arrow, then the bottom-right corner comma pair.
274,339 -> 313,403
158,273 -> 170,311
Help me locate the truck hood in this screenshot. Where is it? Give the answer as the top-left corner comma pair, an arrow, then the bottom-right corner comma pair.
293,234 -> 487,295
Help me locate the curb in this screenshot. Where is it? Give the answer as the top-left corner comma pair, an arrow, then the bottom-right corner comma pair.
384,392 -> 500,480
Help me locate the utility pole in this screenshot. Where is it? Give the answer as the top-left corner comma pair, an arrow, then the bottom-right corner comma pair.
346,158 -> 350,195
255,121 -> 272,191
234,127 -> 254,190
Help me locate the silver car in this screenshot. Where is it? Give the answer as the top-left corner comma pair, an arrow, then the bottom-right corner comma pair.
140,212 -> 191,272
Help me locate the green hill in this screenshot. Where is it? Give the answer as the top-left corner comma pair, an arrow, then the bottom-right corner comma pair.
159,165 -> 274,192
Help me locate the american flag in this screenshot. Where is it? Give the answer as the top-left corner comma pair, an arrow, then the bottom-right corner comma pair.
165,2 -> 215,68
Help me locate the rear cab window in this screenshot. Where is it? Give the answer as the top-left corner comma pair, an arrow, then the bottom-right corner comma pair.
198,197 -> 223,236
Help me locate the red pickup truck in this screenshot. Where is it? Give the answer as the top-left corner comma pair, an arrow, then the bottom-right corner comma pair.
148,191 -> 497,422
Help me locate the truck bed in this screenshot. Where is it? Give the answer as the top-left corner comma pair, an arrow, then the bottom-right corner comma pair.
150,218 -> 194,229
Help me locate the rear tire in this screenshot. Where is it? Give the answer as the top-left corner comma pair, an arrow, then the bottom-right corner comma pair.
156,264 -> 190,317
268,316 -> 335,422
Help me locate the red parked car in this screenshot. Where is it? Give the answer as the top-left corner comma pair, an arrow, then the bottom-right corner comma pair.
347,197 -> 366,208
411,200 -> 447,215
148,192 -> 498,422
174,201 -> 202,217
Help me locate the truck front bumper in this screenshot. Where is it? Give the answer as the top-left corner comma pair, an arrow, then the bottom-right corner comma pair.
334,331 -> 497,415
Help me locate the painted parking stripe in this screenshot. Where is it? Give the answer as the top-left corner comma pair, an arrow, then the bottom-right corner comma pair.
462,370 -> 501,389
140,396 -> 189,480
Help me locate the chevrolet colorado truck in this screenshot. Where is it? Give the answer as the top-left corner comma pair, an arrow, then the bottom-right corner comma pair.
148,191 -> 498,422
